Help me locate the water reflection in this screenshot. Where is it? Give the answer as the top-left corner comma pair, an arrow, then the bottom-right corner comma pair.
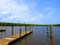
49,37 -> 53,45
46,26 -> 49,38
50,25 -> 53,38
24,36 -> 28,45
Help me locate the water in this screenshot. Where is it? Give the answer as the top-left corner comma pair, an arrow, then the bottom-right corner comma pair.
0,26 -> 60,45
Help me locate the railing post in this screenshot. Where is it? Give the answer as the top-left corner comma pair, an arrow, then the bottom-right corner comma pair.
25,26 -> 27,34
30,26 -> 31,30
47,26 -> 49,33
1,23 -> 3,30
50,25 -> 53,38
5,25 -> 6,31
49,25 -> 53,45
32,26 -> 33,31
20,26 -> 21,37
4,24 -> 6,37
11,26 -> 14,35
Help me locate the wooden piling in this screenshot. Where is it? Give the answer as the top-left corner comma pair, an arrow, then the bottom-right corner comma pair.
46,26 -> 49,38
11,26 -> 14,36
49,36 -> 53,45
1,23 -> 2,30
25,26 -> 27,34
32,26 -> 33,31
5,25 -> 6,31
50,25 -> 53,38
20,26 -> 21,37
47,26 -> 49,33
30,26 -> 31,30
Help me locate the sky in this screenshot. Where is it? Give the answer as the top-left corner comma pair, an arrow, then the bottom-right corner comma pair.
0,0 -> 60,24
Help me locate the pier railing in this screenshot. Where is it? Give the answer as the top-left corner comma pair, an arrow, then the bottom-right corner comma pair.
0,22 -> 34,38
0,22 -> 57,38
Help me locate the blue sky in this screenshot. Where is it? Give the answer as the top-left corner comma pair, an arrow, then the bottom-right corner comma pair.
0,0 -> 60,24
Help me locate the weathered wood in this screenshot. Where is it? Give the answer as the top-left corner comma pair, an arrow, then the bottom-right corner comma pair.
50,25 -> 53,38
20,27 -> 21,37
5,25 -> 6,31
25,26 -> 27,34
11,26 -> 14,36
0,30 -> 33,45
32,26 -> 34,31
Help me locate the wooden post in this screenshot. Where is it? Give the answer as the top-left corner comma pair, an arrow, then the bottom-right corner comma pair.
4,25 -> 6,37
25,26 -> 27,34
12,26 -> 14,35
32,26 -> 33,31
50,25 -> 53,38
30,26 -> 31,30
47,26 -> 49,33
20,26 -> 21,37
5,25 -> 6,31
1,23 -> 3,30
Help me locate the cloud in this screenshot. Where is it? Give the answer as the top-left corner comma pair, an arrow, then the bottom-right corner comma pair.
0,0 -> 37,23
0,0 -> 47,24
1,11 -> 9,14
0,0 -> 56,24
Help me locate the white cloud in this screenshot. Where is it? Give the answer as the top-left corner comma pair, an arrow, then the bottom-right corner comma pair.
0,0 -> 44,23
0,0 -> 55,24
1,11 -> 9,14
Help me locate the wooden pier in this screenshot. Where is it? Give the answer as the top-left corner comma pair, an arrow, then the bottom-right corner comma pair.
0,30 -> 33,45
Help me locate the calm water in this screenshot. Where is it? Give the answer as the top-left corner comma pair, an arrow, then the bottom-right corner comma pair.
0,26 -> 60,45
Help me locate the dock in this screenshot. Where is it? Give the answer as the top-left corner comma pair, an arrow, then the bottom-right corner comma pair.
0,30 -> 33,45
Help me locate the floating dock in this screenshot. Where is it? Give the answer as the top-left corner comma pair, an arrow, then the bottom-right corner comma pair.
0,30 -> 33,45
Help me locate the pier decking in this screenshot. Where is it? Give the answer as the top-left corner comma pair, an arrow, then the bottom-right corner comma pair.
0,30 -> 33,45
